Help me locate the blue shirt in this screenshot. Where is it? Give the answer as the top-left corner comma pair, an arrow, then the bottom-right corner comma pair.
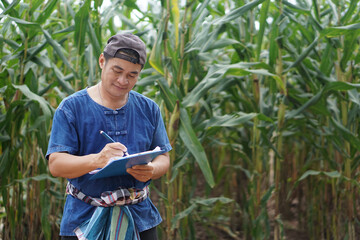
46,89 -> 172,236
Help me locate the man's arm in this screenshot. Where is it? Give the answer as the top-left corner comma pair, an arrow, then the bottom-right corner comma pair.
48,142 -> 128,179
127,152 -> 170,182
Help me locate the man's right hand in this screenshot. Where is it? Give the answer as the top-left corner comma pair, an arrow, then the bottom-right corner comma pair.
48,142 -> 127,179
95,142 -> 128,168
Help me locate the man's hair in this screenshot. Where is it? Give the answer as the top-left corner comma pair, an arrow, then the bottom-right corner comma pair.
103,48 -> 142,68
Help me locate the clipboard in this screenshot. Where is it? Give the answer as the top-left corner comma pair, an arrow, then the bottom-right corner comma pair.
89,147 -> 165,180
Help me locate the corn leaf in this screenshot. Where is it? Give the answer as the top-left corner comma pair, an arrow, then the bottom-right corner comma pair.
0,14 -> 40,29
12,173 -> 60,185
41,28 -> 79,79
183,63 -> 282,107
12,84 -> 52,119
149,20 -> 165,75
74,0 -> 90,56
298,170 -> 341,181
321,22 -> 360,38
283,36 -> 319,73
87,18 -> 102,58
340,0 -> 359,24
340,30 -> 360,71
156,76 -> 178,111
36,0 -> 58,25
324,81 -> 360,91
171,0 -> 180,49
287,90 -> 324,119
201,112 -> 258,128
179,108 -> 215,188
212,0 -> 266,25
331,118 -> 360,151
256,0 -> 270,61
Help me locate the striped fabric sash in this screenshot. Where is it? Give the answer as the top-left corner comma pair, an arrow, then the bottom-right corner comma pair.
66,182 -> 148,240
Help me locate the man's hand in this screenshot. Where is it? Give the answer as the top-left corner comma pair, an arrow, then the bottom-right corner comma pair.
96,142 -> 128,168
126,163 -> 155,182
126,152 -> 170,182
48,142 -> 127,179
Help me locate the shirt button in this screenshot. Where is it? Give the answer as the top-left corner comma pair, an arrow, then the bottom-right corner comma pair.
113,110 -> 118,114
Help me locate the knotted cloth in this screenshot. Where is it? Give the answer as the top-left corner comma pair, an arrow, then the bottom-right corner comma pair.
66,182 -> 149,240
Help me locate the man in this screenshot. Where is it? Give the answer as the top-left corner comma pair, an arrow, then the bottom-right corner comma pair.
46,33 -> 171,240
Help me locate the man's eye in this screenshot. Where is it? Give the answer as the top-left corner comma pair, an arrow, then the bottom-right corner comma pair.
129,75 -> 135,78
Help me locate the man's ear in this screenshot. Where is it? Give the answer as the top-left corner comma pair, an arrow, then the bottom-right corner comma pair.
99,53 -> 105,69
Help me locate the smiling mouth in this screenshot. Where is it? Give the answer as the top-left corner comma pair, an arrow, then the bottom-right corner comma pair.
113,84 -> 127,90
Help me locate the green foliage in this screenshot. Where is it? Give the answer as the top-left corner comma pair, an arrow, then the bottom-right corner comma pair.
1,0 -> 360,239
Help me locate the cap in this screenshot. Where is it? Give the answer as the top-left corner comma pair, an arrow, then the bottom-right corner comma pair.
103,33 -> 146,66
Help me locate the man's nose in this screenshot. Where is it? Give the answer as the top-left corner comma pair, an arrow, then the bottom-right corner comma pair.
117,74 -> 128,85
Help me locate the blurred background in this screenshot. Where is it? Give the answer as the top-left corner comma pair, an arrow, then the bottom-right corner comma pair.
1,0 -> 360,239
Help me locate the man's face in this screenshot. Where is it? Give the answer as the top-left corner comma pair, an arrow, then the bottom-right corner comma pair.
99,53 -> 142,99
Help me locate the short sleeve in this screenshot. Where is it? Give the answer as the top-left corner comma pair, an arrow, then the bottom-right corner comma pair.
150,106 -> 172,153
46,102 -> 79,159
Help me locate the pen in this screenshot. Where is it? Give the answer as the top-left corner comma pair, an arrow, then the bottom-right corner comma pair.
99,130 -> 129,156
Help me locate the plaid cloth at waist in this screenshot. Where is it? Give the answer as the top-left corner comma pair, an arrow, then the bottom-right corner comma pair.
66,182 -> 149,207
